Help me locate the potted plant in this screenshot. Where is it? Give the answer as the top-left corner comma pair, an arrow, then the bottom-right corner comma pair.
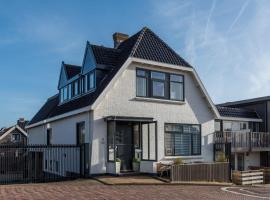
132,157 -> 140,172
115,158 -> 121,174
174,158 -> 183,165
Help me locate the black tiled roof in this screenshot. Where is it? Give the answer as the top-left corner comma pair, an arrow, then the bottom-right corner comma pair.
91,45 -> 120,66
130,28 -> 192,67
218,96 -> 270,107
28,27 -> 192,126
216,106 -> 260,119
64,64 -> 81,79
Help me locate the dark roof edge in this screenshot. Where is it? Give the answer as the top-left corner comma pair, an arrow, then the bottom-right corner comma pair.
218,96 -> 270,106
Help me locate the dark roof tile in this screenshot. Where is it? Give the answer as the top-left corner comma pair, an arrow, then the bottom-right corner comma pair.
216,106 -> 260,119
28,27 -> 193,126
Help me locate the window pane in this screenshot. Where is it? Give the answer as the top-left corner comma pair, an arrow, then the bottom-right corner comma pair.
170,82 -> 183,100
136,77 -> 147,96
142,124 -> 149,160
108,122 -> 115,161
90,73 -> 94,89
137,69 -> 146,77
165,124 -> 182,132
165,132 -> 174,156
151,71 -> 165,80
152,81 -> 165,97
63,87 -> 68,100
170,74 -> 183,82
192,134 -> 201,155
175,133 -> 191,156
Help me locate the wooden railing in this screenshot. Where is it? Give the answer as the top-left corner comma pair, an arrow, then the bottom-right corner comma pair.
170,162 -> 230,183
214,131 -> 270,152
232,170 -> 264,185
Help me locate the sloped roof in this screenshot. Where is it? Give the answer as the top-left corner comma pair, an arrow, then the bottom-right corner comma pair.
216,106 -> 260,119
64,64 -> 81,79
28,27 -> 193,126
218,96 -> 270,107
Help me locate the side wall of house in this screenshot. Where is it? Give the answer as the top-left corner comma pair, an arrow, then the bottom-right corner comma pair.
28,112 -> 91,145
27,112 -> 93,175
92,62 -> 216,174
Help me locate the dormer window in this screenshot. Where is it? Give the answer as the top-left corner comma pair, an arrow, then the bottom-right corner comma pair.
85,71 -> 95,92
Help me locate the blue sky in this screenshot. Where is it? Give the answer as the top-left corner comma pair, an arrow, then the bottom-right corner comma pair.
1,0 -> 270,126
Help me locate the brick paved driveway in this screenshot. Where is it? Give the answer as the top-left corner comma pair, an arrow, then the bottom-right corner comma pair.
0,180 -> 267,200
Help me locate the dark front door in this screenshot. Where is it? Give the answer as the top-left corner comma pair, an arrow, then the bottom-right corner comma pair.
115,123 -> 133,171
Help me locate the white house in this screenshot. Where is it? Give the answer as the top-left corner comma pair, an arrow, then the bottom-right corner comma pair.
26,27 -> 225,175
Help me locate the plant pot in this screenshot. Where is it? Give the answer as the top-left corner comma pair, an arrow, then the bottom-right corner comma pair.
133,162 -> 140,172
115,162 -> 121,174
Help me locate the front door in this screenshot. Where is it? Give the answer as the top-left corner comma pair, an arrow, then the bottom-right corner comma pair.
115,123 -> 133,171
76,122 -> 85,175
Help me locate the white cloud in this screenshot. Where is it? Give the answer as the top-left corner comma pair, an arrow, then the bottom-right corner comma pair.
151,0 -> 270,103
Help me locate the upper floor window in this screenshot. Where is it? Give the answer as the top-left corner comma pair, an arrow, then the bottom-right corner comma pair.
136,70 -> 147,97
59,70 -> 96,104
151,71 -> 166,97
86,72 -> 95,91
170,74 -> 184,101
11,133 -> 21,142
136,68 -> 184,101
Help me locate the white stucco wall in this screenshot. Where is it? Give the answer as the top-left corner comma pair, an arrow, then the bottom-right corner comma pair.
27,112 -> 92,176
92,62 -> 216,174
28,112 -> 91,145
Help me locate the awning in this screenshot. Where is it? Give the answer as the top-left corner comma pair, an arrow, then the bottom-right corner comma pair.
104,116 -> 154,122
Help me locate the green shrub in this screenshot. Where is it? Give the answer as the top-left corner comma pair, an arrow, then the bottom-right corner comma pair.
133,157 -> 140,163
115,158 -> 121,162
174,158 -> 183,165
216,152 -> 227,162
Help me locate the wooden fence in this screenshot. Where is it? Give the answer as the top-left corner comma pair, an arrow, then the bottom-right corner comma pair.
232,170 -> 264,185
170,162 -> 230,182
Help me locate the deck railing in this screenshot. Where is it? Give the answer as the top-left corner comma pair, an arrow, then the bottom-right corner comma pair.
214,131 -> 270,152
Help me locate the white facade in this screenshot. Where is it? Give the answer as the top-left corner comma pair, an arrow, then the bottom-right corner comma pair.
28,60 -> 217,175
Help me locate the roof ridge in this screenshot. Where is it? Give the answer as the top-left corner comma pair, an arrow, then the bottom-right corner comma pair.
129,27 -> 148,57
91,44 -> 121,52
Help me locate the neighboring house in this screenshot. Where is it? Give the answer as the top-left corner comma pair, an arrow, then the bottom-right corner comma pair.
215,98 -> 270,170
0,118 -> 28,145
26,27 -> 220,175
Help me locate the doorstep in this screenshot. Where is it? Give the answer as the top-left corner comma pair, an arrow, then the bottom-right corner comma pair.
93,175 -> 166,185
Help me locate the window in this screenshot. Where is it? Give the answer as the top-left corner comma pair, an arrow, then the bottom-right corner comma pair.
136,70 -> 147,97
47,128 -> 52,146
63,86 -> 68,101
11,133 -> 21,142
151,71 -> 165,97
86,72 -> 95,91
164,124 -> 201,156
170,74 -> 184,100
76,122 -> 85,145
136,68 -> 184,101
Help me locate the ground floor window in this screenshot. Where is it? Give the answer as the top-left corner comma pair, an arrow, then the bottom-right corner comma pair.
164,123 -> 201,156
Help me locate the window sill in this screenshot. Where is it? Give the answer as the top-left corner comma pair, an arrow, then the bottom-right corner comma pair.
133,97 -> 185,105
164,155 -> 203,160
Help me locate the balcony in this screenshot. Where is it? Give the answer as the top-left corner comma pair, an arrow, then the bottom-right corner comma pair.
214,131 -> 270,152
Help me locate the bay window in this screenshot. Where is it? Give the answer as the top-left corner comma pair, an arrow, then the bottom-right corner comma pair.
164,123 -> 201,156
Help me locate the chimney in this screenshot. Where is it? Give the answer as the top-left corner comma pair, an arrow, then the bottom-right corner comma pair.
17,118 -> 27,130
113,32 -> 129,48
